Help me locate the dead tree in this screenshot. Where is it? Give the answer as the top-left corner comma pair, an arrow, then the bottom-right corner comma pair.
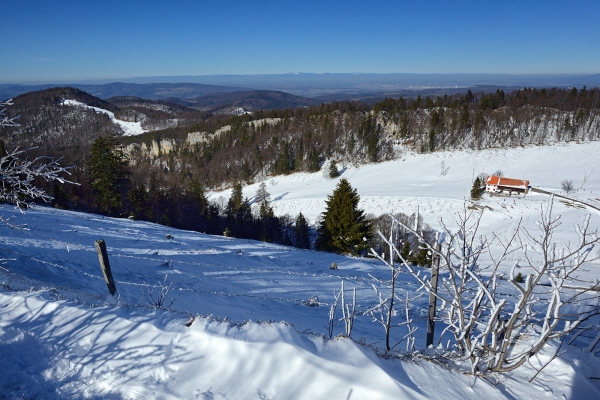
1,101 -> 75,212
1,147 -> 76,210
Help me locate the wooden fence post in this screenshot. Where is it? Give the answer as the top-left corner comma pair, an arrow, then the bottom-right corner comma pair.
426,242 -> 441,347
95,239 -> 117,296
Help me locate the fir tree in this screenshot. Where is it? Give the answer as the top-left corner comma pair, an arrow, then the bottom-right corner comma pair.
400,241 -> 411,261
316,178 -> 372,255
226,182 -> 244,214
226,182 -> 252,237
471,177 -> 483,199
412,248 -> 431,266
294,212 -> 310,249
307,149 -> 320,172
328,160 -> 339,178
89,135 -> 129,216
129,183 -> 149,219
258,199 -> 275,242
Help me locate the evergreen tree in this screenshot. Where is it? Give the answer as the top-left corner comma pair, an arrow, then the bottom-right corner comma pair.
227,182 -> 244,214
188,179 -> 209,230
225,182 -> 253,237
316,178 -> 372,255
328,160 -> 339,178
428,128 -> 436,152
400,241 -> 411,261
307,149 -> 320,172
412,247 -> 432,266
294,212 -> 310,249
471,177 -> 483,199
89,135 -> 129,216
258,199 -> 276,242
274,142 -> 293,175
129,183 -> 149,219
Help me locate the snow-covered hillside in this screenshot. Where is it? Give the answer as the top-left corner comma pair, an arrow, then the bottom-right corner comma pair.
2,141 -> 600,399
209,140 -> 600,228
62,99 -> 147,136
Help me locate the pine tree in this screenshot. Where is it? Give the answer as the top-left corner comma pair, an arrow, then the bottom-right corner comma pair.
294,212 -> 310,249
471,177 -> 483,199
316,178 -> 372,255
89,135 -> 129,216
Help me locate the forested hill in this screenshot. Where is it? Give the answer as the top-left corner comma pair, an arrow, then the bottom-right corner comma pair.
174,90 -> 320,111
119,86 -> 600,189
0,87 -> 122,151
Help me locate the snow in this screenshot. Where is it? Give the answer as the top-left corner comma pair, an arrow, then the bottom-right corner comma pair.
2,141 -> 600,398
209,141 -> 600,227
62,99 -> 147,136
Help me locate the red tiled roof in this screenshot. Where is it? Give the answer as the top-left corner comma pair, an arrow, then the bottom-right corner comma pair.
486,176 -> 529,189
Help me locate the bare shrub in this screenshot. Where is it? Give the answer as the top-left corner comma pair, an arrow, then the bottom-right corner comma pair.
142,275 -> 180,309
374,200 -> 600,374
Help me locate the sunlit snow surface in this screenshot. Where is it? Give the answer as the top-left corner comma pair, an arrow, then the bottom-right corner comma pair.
62,99 -> 147,136
2,141 -> 600,398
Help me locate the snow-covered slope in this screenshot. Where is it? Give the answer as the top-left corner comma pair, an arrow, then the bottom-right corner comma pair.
62,99 -> 147,136
2,141 -> 600,398
209,141 -> 600,227
1,204 -> 599,399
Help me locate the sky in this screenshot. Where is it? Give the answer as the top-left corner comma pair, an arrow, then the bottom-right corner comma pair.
1,0 -> 599,83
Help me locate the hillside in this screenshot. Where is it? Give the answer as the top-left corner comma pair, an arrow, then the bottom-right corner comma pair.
174,89 -> 320,111
0,88 -> 208,153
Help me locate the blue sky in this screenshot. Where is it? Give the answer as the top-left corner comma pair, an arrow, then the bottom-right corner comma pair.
2,0 -> 599,83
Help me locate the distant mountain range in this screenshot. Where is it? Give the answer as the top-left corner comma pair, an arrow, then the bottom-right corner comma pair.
2,73 -> 600,111
74,73 -> 600,93
0,82 -> 251,102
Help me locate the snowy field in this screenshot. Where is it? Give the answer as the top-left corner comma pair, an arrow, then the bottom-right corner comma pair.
2,141 -> 600,399
209,140 -> 600,227
62,99 -> 147,136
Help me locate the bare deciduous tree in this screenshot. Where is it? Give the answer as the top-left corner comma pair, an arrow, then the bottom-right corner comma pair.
366,217 -> 422,351
375,199 -> 600,374
141,275 -> 180,309
1,101 -> 75,220
0,99 -> 19,127
561,179 -> 574,194
1,147 -> 75,210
